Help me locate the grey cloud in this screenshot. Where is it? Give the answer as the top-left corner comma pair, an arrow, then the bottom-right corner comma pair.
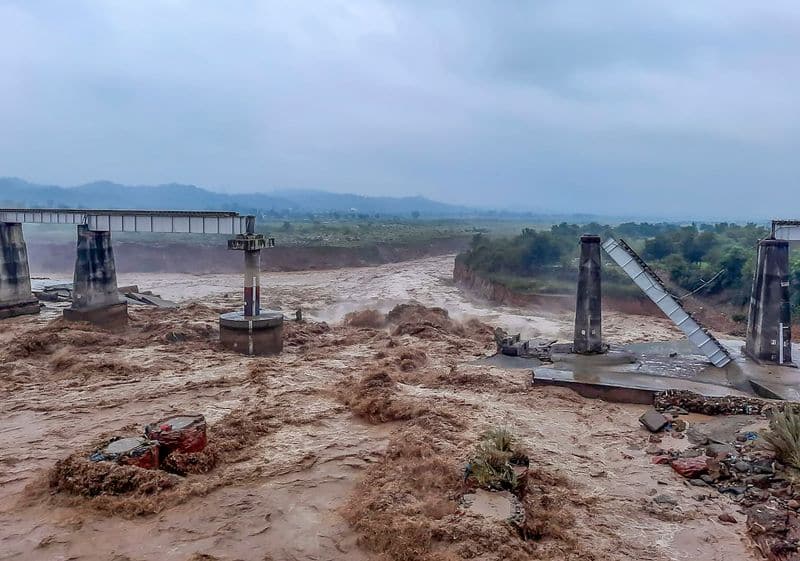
0,0 -> 798,219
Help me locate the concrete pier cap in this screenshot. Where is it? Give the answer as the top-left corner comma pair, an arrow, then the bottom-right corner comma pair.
0,222 -> 40,319
220,216 -> 283,355
573,233 -> 604,354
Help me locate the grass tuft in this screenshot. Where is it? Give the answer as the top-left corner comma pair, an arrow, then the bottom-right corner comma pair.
764,407 -> 800,469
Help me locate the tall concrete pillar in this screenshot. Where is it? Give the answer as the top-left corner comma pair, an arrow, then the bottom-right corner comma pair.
745,238 -> 792,365
573,234 -> 604,354
0,222 -> 39,319
63,225 -> 128,327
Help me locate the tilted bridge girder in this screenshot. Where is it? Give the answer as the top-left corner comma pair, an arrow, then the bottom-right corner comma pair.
602,237 -> 732,368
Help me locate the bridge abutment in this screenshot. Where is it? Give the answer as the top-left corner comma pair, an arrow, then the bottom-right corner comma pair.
744,238 -> 792,365
0,222 -> 40,319
64,225 -> 128,327
573,234 -> 604,354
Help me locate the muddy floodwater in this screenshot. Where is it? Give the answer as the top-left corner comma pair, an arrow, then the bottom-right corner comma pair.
0,256 -> 758,560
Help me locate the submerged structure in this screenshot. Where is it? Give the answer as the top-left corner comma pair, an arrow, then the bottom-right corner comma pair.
0,209 -> 279,346
219,216 -> 284,356
526,225 -> 799,403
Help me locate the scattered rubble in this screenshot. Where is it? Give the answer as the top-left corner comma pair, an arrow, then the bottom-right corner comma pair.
493,329 -> 556,360
654,390 -> 768,415
746,502 -> 800,560
643,401 -> 800,560
670,456 -> 708,478
31,280 -> 177,308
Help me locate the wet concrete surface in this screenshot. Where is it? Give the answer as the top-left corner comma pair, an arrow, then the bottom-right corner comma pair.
482,337 -> 800,402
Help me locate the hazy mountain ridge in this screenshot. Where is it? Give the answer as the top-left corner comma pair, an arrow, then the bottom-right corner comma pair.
0,178 -> 471,216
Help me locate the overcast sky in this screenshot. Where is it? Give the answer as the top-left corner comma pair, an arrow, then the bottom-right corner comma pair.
1,1 -> 798,218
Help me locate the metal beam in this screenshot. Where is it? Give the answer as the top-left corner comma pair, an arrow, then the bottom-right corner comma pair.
602,237 -> 732,367
0,208 -> 248,234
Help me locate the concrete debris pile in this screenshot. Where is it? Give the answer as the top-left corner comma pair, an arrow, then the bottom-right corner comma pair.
655,390 -> 768,416
123,290 -> 178,309
33,282 -> 73,302
642,406 -> 800,560
494,328 -> 554,361
32,280 -> 177,308
92,413 -> 208,472
50,413 -> 211,500
747,502 -> 800,561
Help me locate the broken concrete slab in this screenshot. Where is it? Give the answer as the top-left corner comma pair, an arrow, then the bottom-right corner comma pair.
640,409 -> 669,432
31,280 -> 178,309
133,293 -> 178,308
121,291 -> 178,308
749,379 -> 800,402
532,367 -> 750,405
116,285 -> 140,294
90,436 -> 160,469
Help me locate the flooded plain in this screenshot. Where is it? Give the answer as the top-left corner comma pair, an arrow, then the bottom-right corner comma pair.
0,256 -> 758,561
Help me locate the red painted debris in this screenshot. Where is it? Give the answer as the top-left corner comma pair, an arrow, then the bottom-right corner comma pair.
146,414 -> 207,453
670,456 -> 708,478
651,455 -> 672,465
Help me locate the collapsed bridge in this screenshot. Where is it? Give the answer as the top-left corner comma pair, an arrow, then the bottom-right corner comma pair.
0,208 -> 282,354
599,220 -> 797,368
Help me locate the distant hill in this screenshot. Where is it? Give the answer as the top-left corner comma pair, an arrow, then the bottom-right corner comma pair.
0,178 -> 471,217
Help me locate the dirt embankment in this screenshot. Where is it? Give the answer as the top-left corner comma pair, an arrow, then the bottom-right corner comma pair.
453,259 -> 661,317
27,236 -> 471,274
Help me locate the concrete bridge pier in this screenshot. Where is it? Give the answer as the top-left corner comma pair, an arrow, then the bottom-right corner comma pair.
0,222 -> 40,318
220,216 -> 283,355
744,238 -> 792,365
573,234 -> 604,354
64,224 -> 128,327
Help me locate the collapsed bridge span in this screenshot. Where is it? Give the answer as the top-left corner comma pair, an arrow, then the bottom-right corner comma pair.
602,237 -> 732,368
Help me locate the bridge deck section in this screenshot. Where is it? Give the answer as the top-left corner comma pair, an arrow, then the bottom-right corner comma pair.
0,208 -> 248,234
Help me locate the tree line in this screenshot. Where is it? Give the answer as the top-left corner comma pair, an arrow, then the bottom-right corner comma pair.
461,222 -> 800,315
